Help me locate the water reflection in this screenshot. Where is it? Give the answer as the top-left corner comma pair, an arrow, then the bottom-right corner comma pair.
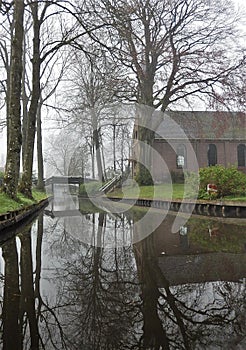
0,200 -> 245,349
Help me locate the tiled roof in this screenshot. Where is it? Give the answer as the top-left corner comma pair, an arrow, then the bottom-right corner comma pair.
154,111 -> 246,140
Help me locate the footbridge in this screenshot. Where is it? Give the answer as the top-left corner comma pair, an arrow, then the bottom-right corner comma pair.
45,176 -> 95,186
45,176 -> 96,194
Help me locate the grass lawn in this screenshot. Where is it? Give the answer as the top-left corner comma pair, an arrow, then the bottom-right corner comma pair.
109,183 -> 246,202
109,183 -> 185,200
0,190 -> 48,214
223,196 -> 246,202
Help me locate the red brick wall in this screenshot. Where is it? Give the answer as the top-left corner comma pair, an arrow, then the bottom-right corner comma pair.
152,139 -> 246,181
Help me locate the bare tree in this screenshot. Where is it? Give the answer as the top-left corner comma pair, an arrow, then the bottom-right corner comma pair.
36,53 -> 70,190
83,0 -> 245,110
21,15 -> 32,170
19,0 -> 47,197
2,0 -> 24,199
19,0 -> 108,197
36,96 -> 45,190
66,50 -> 124,182
44,128 -> 89,178
75,0 -> 246,183
0,26 -> 12,135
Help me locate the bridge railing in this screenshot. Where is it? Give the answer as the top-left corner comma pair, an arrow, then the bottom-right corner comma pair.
98,174 -> 122,194
45,176 -> 95,186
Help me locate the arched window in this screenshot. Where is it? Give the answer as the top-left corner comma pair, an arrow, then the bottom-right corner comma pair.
208,144 -> 217,166
176,144 -> 186,168
237,144 -> 246,167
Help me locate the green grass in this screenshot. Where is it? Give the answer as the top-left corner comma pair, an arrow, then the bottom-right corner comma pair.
79,198 -> 107,214
223,196 -> 246,202
109,183 -> 246,202
0,190 -> 48,214
109,183 -> 185,200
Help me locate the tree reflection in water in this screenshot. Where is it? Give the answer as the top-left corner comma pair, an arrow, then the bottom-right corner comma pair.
135,234 -> 246,349
0,208 -> 245,349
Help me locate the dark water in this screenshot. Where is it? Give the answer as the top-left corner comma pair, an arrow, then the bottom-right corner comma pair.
0,196 -> 246,349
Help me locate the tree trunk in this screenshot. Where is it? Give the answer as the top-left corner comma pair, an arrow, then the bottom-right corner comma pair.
89,142 -> 95,179
93,128 -> 105,182
2,238 -> 21,350
100,133 -> 107,181
91,108 -> 104,182
3,0 -> 24,199
19,230 -> 39,349
135,125 -> 155,186
21,34 -> 29,170
5,42 -> 11,150
19,2 -> 41,198
36,98 -> 45,191
134,105 -> 164,185
134,236 -> 170,349
113,124 -> 116,172
121,127 -> 124,173
35,214 -> 43,297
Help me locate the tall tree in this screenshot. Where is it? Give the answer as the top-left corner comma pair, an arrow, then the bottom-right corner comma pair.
0,29 -> 12,139
19,0 -> 42,197
44,128 -> 89,178
78,0 -> 246,183
19,0 -> 102,197
21,16 -> 32,171
84,0 -> 245,111
2,0 -> 24,199
66,50 -> 123,182
36,95 -> 44,190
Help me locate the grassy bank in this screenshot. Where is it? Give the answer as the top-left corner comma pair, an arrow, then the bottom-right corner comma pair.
109,183 -> 185,200
109,184 -> 246,202
0,190 -> 48,215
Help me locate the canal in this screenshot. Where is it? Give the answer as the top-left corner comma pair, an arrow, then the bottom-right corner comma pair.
0,195 -> 245,349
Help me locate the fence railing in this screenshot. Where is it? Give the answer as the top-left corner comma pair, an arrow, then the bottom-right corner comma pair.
98,173 -> 122,193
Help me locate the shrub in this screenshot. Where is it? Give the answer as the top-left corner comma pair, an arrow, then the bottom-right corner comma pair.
199,165 -> 246,198
186,165 -> 246,199
135,164 -> 154,186
79,181 -> 103,197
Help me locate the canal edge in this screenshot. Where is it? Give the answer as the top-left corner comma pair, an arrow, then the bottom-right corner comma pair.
0,197 -> 50,232
107,196 -> 246,218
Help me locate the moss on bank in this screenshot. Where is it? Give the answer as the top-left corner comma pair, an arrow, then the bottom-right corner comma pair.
0,190 -> 48,214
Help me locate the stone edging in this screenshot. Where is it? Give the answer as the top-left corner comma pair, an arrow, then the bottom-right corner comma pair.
0,198 -> 49,232
107,197 -> 246,218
